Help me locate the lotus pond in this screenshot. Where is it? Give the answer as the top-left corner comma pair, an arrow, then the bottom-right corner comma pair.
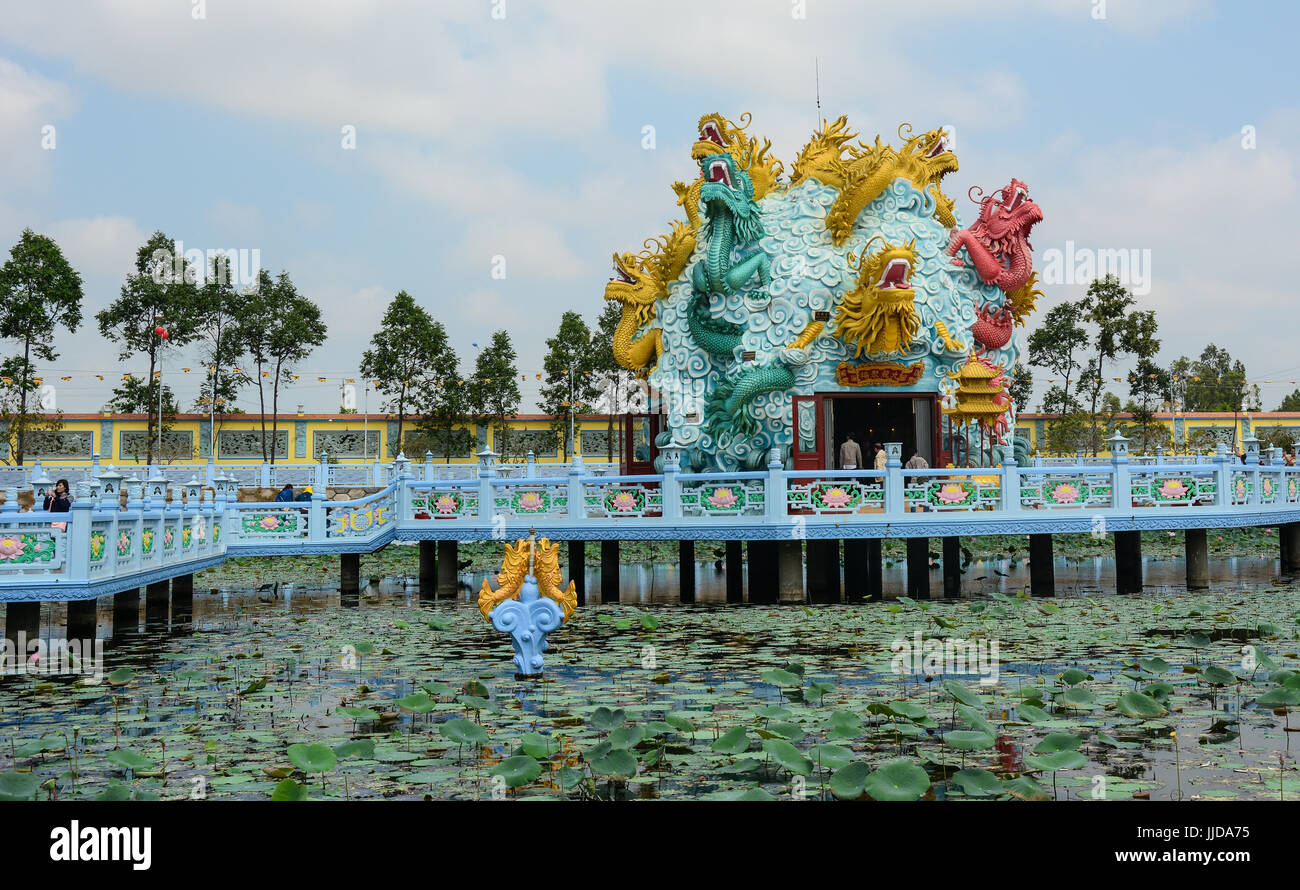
2,578 -> 1299,801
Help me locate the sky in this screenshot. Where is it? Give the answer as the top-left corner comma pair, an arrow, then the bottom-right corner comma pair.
0,0 -> 1296,415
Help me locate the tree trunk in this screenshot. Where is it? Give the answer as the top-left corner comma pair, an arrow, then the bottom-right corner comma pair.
270,360 -> 282,466
16,338 -> 30,465
257,361 -> 268,463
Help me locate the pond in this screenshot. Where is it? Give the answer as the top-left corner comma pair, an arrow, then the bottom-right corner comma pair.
0,558 -> 1298,801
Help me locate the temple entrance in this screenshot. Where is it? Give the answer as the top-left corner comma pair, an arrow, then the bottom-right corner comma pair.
791,393 -> 938,470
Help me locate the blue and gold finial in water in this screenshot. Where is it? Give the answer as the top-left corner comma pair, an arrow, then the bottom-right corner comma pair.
478,531 -> 577,679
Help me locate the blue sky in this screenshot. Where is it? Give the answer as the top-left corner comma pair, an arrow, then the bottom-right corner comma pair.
0,0 -> 1296,414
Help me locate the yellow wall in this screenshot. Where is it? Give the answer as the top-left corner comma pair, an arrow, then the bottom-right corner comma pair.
1014,413 -> 1300,456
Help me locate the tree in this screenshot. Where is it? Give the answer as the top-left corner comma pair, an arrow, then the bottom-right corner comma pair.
1126,357 -> 1170,453
193,253 -> 248,415
238,270 -> 327,464
110,376 -> 182,461
1076,275 -> 1153,455
1027,300 -> 1088,452
359,291 -> 448,456
1279,389 -> 1300,412
1008,361 -> 1033,414
96,232 -> 201,465
538,311 -> 601,460
590,302 -> 642,461
0,229 -> 84,464
414,333 -> 468,461
1174,344 -> 1256,412
467,330 -> 521,457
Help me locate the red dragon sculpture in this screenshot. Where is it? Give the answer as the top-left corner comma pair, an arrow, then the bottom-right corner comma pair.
946,178 -> 1043,294
970,301 -> 1013,352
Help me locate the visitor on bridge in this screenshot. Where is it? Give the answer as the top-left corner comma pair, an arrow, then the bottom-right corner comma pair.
873,442 -> 886,471
295,486 -> 314,502
839,433 -> 863,470
274,484 -> 295,502
43,479 -> 71,513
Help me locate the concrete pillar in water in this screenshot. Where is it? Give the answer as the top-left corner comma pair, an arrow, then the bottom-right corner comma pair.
171,574 -> 194,625
1029,534 -> 1055,597
66,599 -> 98,640
843,539 -> 868,602
1114,530 -> 1143,594
778,540 -> 804,601
942,536 -> 962,599
145,580 -> 170,606
600,540 -> 620,603
4,601 -> 39,647
418,540 -> 436,598
341,552 -> 360,593
1185,528 -> 1209,589
112,590 -> 140,636
679,540 -> 695,604
747,540 -> 778,603
1280,522 -> 1300,572
568,540 -> 586,605
866,539 -> 883,601
725,540 -> 743,603
806,539 -> 840,603
906,538 -> 930,599
437,540 -> 458,597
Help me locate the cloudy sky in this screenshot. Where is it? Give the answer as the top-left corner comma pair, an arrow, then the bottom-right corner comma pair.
0,0 -> 1295,414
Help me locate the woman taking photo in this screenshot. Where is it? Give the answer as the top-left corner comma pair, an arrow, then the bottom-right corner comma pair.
43,479 -> 72,513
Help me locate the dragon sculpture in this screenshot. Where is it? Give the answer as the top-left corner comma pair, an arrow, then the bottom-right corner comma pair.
478,536 -> 577,623
946,179 -> 1044,293
599,112 -> 1045,470
605,220 -> 696,376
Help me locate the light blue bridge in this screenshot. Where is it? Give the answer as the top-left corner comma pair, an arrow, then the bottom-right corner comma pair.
2,433 -> 1299,642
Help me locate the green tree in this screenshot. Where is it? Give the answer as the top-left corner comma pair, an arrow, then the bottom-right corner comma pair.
1076,275 -> 1153,454
467,330 -> 521,457
96,232 -> 201,465
539,311 -> 601,460
359,291 -> 448,456
0,229 -> 84,464
194,253 -> 248,416
1279,389 -> 1300,412
1027,300 -> 1088,452
1174,344 -> 1255,412
414,333 -> 468,461
1125,357 -> 1170,453
238,270 -> 327,464
110,376 -> 182,461
1008,361 -> 1033,414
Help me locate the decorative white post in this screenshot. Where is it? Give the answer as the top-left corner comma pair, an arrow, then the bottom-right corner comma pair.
1,486 -> 17,515
566,449 -> 585,521
660,445 -> 683,521
884,442 -> 904,516
259,461 -> 271,488
1243,434 -> 1260,505
308,489 -> 326,542
1213,442 -> 1231,507
66,491 -> 93,582
477,448 -> 499,522
1002,451 -> 1022,513
526,450 -> 536,480
765,446 -> 787,522
1108,431 -> 1131,510
30,464 -> 52,505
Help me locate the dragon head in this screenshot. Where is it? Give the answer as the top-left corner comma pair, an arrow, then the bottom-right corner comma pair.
834,237 -> 921,357
895,124 -> 959,227
790,115 -> 860,190
604,220 -> 697,327
691,112 -> 784,200
698,152 -> 764,244
974,178 -> 1043,246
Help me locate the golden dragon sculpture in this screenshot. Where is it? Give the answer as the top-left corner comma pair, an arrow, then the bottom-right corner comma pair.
604,220 -> 697,377
477,536 -> 576,623
834,236 -> 922,356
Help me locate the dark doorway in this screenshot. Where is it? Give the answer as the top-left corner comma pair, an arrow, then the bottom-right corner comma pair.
824,395 -> 936,469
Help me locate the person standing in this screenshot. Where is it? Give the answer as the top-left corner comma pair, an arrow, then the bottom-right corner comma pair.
274,483 -> 295,502
43,479 -> 72,512
839,433 -> 863,470
873,442 -> 887,470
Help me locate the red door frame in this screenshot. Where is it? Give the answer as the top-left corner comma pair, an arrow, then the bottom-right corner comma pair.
622,413 -> 660,475
791,393 -> 940,470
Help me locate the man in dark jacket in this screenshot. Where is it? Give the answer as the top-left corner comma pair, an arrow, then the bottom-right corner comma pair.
294,485 -> 314,502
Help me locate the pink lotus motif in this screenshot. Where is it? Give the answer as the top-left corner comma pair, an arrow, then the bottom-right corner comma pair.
117,532 -> 130,553
434,495 -> 458,515
1051,483 -> 1081,504
1158,479 -> 1187,500
0,536 -> 24,560
820,487 -> 853,509
936,483 -> 969,505
610,491 -> 638,513
163,528 -> 174,547
259,515 -> 281,531
517,492 -> 546,512
1234,478 -> 1247,500
707,487 -> 739,509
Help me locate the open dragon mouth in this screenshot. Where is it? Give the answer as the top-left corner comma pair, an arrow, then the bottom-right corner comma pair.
700,121 -> 725,146
875,258 -> 912,290
610,258 -> 635,284
1006,185 -> 1029,211
927,135 -> 949,158
707,159 -> 733,188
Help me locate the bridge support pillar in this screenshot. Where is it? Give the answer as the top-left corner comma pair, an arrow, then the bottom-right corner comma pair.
4,601 -> 40,647
600,540 -> 619,603
807,539 -> 840,603
66,599 -> 98,640
1281,523 -> 1300,572
747,541 -> 778,603
112,590 -> 139,636
437,541 -> 458,597
906,538 -> 930,599
725,541 -> 743,603
146,580 -> 170,607
1185,528 -> 1209,589
778,540 -> 804,601
418,541 -> 436,598
172,574 -> 194,624
1115,530 -> 1143,594
568,540 -> 586,605
843,539 -> 867,602
942,536 -> 962,598
866,539 -> 883,601
340,553 -> 360,593
679,540 -> 695,604
1029,534 -> 1055,597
